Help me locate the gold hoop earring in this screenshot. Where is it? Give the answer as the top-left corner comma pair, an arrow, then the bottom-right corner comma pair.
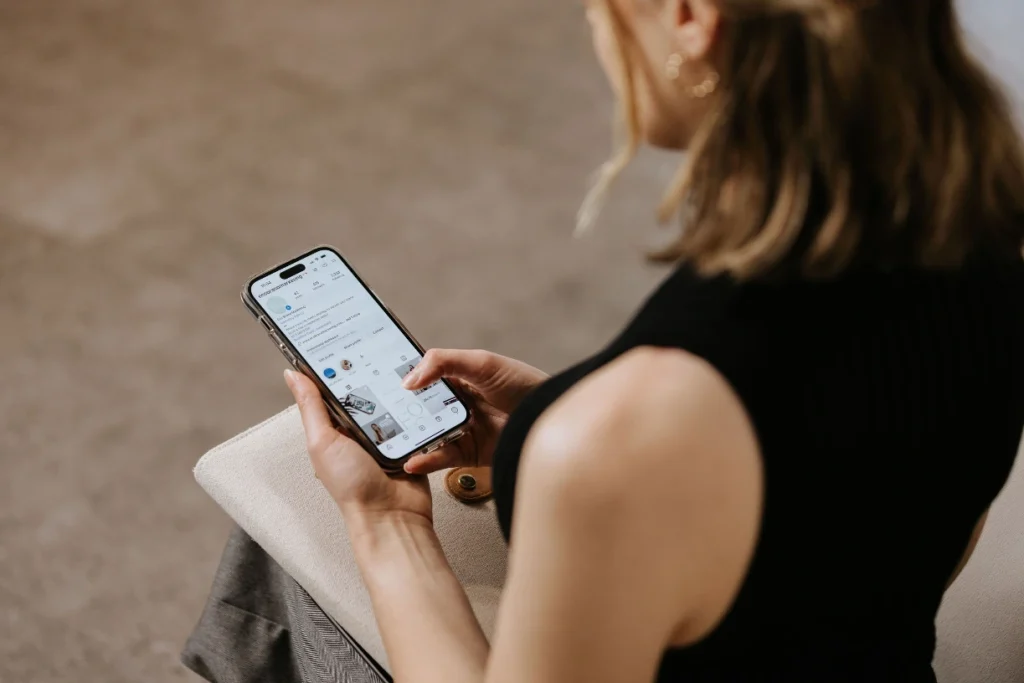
688,71 -> 720,99
665,53 -> 686,81
667,52 -> 720,98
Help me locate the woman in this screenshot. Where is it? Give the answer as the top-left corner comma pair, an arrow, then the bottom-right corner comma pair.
370,422 -> 387,445
284,0 -> 1024,681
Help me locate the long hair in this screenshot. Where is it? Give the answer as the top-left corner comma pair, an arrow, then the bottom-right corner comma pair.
586,0 -> 1024,278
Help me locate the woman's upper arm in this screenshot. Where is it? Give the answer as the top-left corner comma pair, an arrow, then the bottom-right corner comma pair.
484,347 -> 764,683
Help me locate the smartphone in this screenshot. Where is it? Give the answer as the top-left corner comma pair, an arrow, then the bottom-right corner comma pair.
242,246 -> 471,472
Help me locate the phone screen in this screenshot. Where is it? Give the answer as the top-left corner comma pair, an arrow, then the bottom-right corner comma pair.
249,248 -> 469,460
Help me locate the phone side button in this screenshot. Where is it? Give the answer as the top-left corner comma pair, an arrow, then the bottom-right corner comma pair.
275,341 -> 297,364
258,316 -> 273,331
421,439 -> 448,455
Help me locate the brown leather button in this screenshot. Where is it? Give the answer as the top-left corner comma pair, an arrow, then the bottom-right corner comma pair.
444,467 -> 493,503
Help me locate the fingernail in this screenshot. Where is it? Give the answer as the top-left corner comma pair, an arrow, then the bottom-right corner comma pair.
284,368 -> 297,387
402,371 -> 419,389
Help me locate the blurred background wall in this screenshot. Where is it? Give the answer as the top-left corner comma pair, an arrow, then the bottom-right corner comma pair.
0,1 -> 1020,681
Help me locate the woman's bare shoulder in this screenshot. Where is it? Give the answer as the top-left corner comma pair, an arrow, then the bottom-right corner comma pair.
516,346 -> 765,643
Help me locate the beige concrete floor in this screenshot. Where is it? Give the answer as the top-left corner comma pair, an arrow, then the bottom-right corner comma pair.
0,1 -> 675,681
1,1 -> 1021,682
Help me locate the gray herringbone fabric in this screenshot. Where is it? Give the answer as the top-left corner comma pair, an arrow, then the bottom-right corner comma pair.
291,588 -> 390,683
183,526 -> 390,683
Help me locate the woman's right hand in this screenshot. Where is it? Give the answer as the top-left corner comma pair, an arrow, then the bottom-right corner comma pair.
400,349 -> 548,475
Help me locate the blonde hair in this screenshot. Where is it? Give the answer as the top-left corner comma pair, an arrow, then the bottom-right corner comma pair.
583,0 -> 1024,278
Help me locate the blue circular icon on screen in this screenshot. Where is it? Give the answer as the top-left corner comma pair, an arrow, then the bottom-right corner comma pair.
323,368 -> 337,379
285,305 -> 292,311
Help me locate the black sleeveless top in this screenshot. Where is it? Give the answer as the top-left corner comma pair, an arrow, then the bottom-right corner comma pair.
491,262 -> 1024,682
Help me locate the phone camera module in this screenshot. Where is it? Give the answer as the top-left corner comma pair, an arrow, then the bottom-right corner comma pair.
280,264 -> 306,279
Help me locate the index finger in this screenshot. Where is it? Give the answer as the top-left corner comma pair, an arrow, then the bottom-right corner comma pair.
403,349 -> 494,390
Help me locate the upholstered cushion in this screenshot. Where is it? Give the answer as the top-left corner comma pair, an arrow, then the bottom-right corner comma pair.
194,407 -> 508,673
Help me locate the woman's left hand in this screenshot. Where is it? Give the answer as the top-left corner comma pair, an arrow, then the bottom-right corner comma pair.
284,369 -> 433,525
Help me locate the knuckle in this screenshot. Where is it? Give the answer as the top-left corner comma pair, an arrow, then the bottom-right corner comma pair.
308,433 -> 336,456
468,349 -> 496,373
438,349 -> 464,376
422,348 -> 446,369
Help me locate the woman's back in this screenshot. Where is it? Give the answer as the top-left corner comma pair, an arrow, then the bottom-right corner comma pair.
493,260 -> 1024,682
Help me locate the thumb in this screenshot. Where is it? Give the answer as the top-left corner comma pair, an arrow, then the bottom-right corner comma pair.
402,349 -> 496,391
402,448 -> 462,475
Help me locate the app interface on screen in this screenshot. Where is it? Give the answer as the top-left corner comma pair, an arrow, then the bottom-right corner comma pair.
252,249 -> 467,460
